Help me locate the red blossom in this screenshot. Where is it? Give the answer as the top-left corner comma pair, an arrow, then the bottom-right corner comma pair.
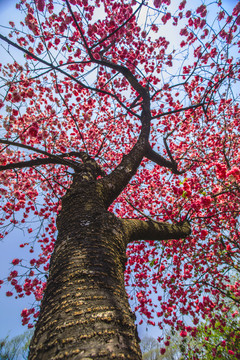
35,0 -> 45,12
12,258 -> 20,266
153,0 -> 162,8
196,5 -> 207,17
232,2 -> 240,16
0,0 -> 239,353
180,330 -> 188,337
160,348 -> 166,355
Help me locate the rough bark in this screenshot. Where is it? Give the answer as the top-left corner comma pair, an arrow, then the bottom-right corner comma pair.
28,160 -> 190,359
28,165 -> 142,360
122,218 -> 191,243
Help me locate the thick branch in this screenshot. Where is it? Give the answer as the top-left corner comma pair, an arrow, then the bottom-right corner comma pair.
0,139 -> 88,169
0,158 -> 63,171
98,133 -> 147,208
145,143 -> 181,174
121,218 -> 191,244
99,95 -> 151,208
0,151 -> 87,171
94,58 -> 147,98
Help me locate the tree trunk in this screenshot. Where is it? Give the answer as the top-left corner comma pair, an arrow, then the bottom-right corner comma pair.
28,171 -> 142,360
28,145 -> 191,360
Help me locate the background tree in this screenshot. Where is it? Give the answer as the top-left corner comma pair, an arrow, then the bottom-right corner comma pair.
184,313 -> 240,360
0,0 -> 239,359
180,270 -> 240,359
141,336 -> 161,360
141,335 -> 182,360
0,330 -> 33,360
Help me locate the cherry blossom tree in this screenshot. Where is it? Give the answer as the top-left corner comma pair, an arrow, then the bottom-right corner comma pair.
0,0 -> 239,358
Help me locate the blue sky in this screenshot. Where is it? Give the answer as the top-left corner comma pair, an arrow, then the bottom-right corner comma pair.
0,0 -> 37,340
0,0 -> 238,342
0,0 -> 17,14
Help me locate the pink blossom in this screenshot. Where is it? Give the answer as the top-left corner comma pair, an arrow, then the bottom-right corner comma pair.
180,330 -> 187,337
154,0 -> 162,8
35,0 -> 45,12
12,258 -> 20,266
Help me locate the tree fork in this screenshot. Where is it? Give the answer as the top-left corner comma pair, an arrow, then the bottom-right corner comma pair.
28,161 -> 190,359
28,167 -> 142,360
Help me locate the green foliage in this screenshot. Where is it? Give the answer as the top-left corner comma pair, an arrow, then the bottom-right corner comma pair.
179,287 -> 240,360
141,297 -> 240,360
0,330 -> 33,360
183,316 -> 240,360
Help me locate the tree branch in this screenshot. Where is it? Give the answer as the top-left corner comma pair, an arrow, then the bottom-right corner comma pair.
65,0 -> 93,60
0,151 -> 88,172
144,143 -> 181,174
151,103 -> 204,120
98,94 -> 151,208
90,1 -> 144,50
121,218 -> 191,244
0,139 -> 87,169
0,33 -> 126,101
94,58 -> 147,98
64,1 -> 146,98
0,157 -> 63,171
